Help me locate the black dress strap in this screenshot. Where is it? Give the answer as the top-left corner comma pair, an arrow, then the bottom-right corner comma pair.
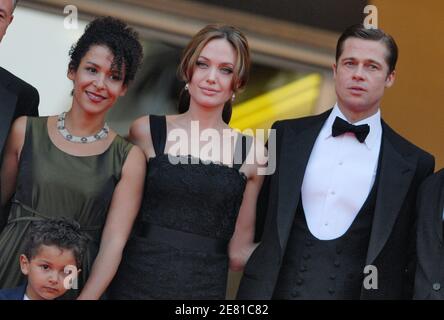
233,134 -> 253,170
149,115 -> 167,156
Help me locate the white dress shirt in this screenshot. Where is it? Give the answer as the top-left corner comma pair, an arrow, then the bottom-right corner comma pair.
301,104 -> 382,240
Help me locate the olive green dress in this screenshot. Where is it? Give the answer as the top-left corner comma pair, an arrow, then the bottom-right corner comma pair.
0,116 -> 133,293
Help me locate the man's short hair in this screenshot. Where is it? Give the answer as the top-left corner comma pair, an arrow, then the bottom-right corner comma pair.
336,24 -> 398,74
12,0 -> 18,11
23,218 -> 88,268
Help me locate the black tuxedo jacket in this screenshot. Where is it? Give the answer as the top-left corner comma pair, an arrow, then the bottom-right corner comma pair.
237,109 -> 435,300
0,66 -> 39,156
414,169 -> 444,299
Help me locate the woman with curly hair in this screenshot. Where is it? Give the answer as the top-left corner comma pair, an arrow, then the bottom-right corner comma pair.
0,16 -> 146,299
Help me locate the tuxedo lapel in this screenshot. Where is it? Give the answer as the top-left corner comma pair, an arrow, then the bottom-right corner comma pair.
365,127 -> 416,265
0,83 -> 17,153
276,114 -> 327,252
433,176 -> 444,244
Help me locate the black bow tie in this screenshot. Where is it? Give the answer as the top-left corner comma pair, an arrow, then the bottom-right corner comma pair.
332,116 -> 370,143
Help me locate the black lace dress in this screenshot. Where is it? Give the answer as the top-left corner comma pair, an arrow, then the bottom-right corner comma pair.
110,115 -> 250,299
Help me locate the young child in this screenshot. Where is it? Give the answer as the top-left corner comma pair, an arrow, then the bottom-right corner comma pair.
0,218 -> 88,300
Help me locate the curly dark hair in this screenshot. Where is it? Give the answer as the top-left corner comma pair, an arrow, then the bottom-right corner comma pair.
23,218 -> 88,268
68,16 -> 143,85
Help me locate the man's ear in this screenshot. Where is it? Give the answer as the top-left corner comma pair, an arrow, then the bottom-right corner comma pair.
332,63 -> 337,79
19,254 -> 30,275
2,15 -> 14,39
385,70 -> 396,88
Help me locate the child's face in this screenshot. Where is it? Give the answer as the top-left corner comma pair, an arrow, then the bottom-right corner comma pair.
20,245 -> 79,300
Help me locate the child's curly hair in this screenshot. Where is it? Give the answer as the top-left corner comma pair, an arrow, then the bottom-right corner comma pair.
23,218 -> 88,268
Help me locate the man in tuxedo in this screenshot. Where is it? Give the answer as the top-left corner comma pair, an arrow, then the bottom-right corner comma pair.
237,24 -> 435,299
414,169 -> 444,299
0,0 -> 39,157
0,0 -> 39,229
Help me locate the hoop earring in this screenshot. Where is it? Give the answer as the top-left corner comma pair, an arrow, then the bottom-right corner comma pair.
184,83 -> 189,91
